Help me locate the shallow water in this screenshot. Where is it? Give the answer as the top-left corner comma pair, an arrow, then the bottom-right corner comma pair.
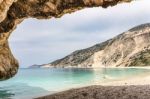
0,68 -> 150,99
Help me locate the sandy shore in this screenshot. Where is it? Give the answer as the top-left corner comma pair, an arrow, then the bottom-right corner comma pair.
36,85 -> 150,99
36,68 -> 150,99
100,72 -> 150,86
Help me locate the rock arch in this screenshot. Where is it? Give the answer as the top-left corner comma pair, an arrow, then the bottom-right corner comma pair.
0,0 -> 131,80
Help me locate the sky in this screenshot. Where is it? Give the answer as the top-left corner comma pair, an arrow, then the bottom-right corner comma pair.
9,0 -> 150,68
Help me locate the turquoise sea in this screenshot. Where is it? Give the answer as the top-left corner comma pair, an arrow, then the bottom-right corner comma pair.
0,68 -> 150,99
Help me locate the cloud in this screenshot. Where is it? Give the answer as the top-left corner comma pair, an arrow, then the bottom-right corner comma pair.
9,0 -> 150,67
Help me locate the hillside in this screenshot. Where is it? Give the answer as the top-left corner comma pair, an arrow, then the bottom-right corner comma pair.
48,23 -> 150,68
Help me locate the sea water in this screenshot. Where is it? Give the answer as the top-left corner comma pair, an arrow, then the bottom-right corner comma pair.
0,68 -> 150,99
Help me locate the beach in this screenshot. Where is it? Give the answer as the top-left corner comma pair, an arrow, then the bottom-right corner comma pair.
36,85 -> 150,99
36,70 -> 150,99
1,68 -> 150,99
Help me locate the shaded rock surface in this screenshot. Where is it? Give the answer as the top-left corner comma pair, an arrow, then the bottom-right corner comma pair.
36,85 -> 150,99
49,23 -> 150,67
0,0 -> 132,80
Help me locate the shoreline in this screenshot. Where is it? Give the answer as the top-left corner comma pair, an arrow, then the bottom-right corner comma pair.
36,85 -> 150,99
35,67 -> 150,99
27,66 -> 150,69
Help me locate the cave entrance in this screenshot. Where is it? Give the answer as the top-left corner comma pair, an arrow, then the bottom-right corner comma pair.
8,1 -> 149,68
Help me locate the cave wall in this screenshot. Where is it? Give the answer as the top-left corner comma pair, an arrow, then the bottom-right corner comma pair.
0,0 -> 132,80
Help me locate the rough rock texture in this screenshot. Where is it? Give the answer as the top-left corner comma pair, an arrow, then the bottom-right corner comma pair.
36,85 -> 150,99
49,23 -> 150,67
0,0 -> 132,80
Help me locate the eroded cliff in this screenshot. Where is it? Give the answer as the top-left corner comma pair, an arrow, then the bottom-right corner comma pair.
49,23 -> 150,67
0,0 -> 132,80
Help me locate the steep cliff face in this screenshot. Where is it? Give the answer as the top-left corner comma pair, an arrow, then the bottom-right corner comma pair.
0,0 -> 132,80
50,23 -> 150,67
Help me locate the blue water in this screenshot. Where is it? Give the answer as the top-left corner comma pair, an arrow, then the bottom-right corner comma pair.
0,68 -> 150,99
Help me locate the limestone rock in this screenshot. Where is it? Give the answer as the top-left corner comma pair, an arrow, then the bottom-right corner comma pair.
49,23 -> 150,67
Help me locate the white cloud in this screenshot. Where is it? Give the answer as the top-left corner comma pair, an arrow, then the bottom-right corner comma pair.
9,0 -> 150,67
